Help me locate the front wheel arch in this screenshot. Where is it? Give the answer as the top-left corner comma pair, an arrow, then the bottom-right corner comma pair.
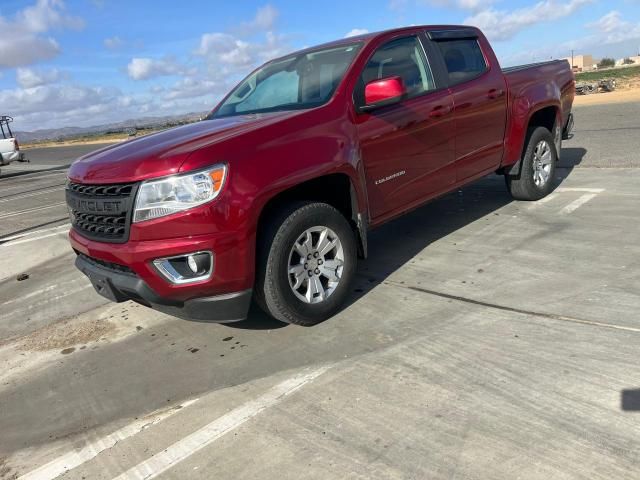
255,173 -> 368,261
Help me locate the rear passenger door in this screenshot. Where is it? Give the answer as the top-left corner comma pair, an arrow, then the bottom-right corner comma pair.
429,30 -> 508,181
354,35 -> 456,221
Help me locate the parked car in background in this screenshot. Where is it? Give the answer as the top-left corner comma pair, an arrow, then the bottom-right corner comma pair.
66,25 -> 575,326
0,116 -> 26,174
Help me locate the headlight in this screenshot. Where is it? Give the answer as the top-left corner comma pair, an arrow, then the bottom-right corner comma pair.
133,165 -> 227,223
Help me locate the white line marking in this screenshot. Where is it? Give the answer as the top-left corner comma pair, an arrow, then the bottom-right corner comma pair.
0,224 -> 70,243
560,193 -> 599,215
1,228 -> 70,247
0,186 -> 64,203
0,170 -> 67,183
17,400 -> 199,480
556,188 -> 605,194
527,193 -> 558,209
0,284 -> 93,313
0,202 -> 66,220
1,285 -> 58,306
113,365 -> 332,480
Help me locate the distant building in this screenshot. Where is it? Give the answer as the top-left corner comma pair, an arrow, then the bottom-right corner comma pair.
615,56 -> 640,66
563,54 -> 596,72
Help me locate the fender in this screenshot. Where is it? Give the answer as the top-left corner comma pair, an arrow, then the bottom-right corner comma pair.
504,101 -> 561,177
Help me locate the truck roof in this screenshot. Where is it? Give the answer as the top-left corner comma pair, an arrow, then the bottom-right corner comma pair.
271,25 -> 475,61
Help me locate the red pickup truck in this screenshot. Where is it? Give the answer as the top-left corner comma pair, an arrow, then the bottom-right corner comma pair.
67,26 -> 575,326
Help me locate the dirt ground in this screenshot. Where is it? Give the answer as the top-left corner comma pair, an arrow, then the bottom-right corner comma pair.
574,88 -> 640,106
21,138 -> 126,149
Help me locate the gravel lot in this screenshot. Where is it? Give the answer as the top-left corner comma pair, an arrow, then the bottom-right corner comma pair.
0,103 -> 638,480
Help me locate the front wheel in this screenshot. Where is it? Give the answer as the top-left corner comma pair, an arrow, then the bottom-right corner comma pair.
506,126 -> 557,201
255,202 -> 357,326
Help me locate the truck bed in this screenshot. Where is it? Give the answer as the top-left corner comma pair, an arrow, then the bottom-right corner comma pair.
499,59 -> 575,169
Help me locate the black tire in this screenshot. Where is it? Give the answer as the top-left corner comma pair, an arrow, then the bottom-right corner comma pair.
506,126 -> 557,201
255,201 -> 357,326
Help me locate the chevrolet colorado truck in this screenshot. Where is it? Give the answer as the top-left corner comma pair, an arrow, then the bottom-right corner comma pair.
67,26 -> 575,326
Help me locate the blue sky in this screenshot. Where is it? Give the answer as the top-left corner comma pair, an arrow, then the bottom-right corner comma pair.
1,0 -> 639,131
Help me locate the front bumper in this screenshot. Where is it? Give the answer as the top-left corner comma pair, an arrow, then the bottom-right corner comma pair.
76,254 -> 252,322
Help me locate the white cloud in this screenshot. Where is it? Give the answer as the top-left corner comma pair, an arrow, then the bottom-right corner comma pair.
194,4 -> 289,76
0,83 -> 127,129
0,36 -> 60,68
16,0 -> 84,32
0,0 -> 84,68
104,36 -> 124,50
196,29 -> 289,71
127,57 -> 188,80
164,77 -> 221,100
345,28 -> 369,38
246,4 -> 278,31
16,67 -> 61,88
4,3 -> 292,131
497,9 -> 640,67
586,11 -> 640,44
196,33 -> 253,66
464,0 -> 593,41
419,0 -> 493,11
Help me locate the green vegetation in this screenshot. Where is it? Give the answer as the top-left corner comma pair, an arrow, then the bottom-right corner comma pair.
576,65 -> 640,82
598,58 -> 615,68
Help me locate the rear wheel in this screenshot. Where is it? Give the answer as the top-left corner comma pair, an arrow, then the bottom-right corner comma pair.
255,202 -> 357,326
506,126 -> 557,201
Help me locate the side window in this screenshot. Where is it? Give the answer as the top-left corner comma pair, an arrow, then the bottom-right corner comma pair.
435,39 -> 488,86
357,36 -> 435,105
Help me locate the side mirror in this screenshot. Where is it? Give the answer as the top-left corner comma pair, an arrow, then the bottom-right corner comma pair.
362,76 -> 406,112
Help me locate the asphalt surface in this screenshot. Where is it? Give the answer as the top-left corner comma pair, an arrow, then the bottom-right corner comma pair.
0,104 -> 638,479
0,143 -> 115,178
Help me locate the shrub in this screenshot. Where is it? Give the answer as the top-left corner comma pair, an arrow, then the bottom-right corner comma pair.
598,58 -> 616,68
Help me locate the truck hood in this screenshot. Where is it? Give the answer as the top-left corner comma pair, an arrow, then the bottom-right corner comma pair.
68,111 -> 300,184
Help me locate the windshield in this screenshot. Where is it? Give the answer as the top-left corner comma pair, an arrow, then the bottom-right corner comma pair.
210,43 -> 362,118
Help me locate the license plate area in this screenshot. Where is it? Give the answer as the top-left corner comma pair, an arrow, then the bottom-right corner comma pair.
83,268 -> 128,303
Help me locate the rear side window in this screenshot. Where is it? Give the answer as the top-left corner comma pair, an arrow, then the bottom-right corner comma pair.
436,39 -> 487,86
356,36 -> 436,105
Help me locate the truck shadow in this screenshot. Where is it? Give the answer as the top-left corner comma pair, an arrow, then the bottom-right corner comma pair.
558,147 -> 587,169
229,147 -> 587,330
555,146 -> 587,188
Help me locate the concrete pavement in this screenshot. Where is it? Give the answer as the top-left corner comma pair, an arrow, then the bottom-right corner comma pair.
0,105 -> 639,480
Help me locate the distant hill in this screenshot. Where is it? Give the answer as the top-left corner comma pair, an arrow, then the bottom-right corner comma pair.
14,112 -> 207,143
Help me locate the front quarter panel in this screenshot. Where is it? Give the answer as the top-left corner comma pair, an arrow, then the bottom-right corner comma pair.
178,106 -> 365,284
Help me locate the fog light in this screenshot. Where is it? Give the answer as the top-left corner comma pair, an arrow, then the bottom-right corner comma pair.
153,251 -> 214,284
187,255 -> 198,273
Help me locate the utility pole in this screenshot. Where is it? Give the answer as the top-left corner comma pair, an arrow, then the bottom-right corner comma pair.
571,49 -> 574,69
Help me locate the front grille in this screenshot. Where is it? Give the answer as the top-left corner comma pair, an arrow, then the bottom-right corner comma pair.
66,181 -> 138,243
67,183 -> 135,197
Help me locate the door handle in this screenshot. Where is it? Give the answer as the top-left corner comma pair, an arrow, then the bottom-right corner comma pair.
487,89 -> 505,100
429,105 -> 451,119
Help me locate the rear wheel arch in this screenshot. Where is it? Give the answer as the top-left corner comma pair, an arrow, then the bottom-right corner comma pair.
505,105 -> 561,177
505,126 -> 557,201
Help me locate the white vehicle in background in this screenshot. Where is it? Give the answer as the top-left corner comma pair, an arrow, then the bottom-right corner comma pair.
1,116 -> 27,174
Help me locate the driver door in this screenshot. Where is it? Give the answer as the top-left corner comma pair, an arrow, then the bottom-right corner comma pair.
354,35 -> 456,221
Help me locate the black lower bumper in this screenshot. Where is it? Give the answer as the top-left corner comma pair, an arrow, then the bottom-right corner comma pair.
75,255 -> 252,322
